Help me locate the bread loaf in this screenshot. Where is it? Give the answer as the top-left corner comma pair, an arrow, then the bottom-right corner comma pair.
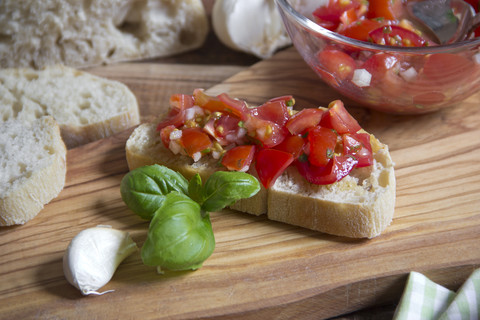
0,0 -> 209,69
0,116 -> 67,226
0,65 -> 140,148
125,121 -> 396,238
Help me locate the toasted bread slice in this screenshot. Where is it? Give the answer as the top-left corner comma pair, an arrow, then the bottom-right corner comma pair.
125,122 -> 395,238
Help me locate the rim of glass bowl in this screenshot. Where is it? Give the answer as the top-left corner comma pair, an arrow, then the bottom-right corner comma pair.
276,0 -> 480,54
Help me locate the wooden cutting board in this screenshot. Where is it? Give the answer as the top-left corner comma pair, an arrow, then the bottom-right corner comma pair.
1,48 -> 479,319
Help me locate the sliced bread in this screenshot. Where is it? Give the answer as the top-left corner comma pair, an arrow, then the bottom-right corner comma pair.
0,0 -> 209,69
0,65 -> 140,148
267,135 -> 396,238
0,116 -> 67,226
125,121 -> 396,238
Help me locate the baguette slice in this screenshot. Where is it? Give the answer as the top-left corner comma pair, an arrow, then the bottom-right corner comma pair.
125,122 -> 395,238
267,135 -> 396,238
0,65 -> 140,148
0,116 -> 67,226
0,0 -> 209,69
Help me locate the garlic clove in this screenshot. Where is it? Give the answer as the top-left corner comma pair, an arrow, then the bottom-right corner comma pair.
63,225 -> 138,295
212,0 -> 292,59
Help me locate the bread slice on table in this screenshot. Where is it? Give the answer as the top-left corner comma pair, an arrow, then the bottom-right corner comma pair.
125,122 -> 395,238
0,0 -> 209,69
0,65 -> 140,148
0,116 -> 67,226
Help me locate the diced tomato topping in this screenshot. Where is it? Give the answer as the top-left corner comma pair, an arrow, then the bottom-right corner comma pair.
317,48 -> 356,81
319,100 -> 361,134
343,133 -> 373,167
285,108 -> 324,135
193,89 -> 247,120
156,94 -> 193,130
339,19 -> 387,41
274,135 -> 305,159
369,25 -> 427,47
367,0 -> 402,20
157,90 -> 374,187
361,53 -> 399,81
255,149 -> 294,188
313,0 -> 365,31
296,155 -> 358,185
179,128 -> 212,158
243,115 -> 288,148
160,125 -> 177,148
307,127 -> 338,167
221,145 -> 255,172
251,100 -> 290,126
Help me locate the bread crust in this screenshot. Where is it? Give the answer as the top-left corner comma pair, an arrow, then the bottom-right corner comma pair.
0,0 -> 209,69
0,65 -> 140,148
0,117 -> 67,226
125,122 -> 396,238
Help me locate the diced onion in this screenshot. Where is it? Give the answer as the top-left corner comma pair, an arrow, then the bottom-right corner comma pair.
400,67 -> 418,82
473,52 -> 480,64
239,165 -> 250,172
226,133 -> 237,142
212,151 -> 222,159
169,130 -> 182,140
352,69 -> 371,87
192,152 -> 202,162
237,127 -> 247,139
169,140 -> 182,155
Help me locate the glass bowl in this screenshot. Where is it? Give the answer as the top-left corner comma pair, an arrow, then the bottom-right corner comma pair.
275,0 -> 480,114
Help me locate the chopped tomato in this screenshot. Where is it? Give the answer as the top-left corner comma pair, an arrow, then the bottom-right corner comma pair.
285,108 -> 324,135
156,94 -> 193,130
313,0 -> 365,31
369,25 -> 427,47
193,89 -> 247,120
221,145 -> 255,172
362,53 -> 399,81
339,18 -> 386,41
243,115 -> 288,148
203,114 -> 243,145
343,133 -> 373,167
160,125 -> 177,148
307,127 -> 338,167
179,128 -> 212,158
422,53 -> 475,87
255,149 -> 294,188
367,0 -> 402,20
319,100 -> 361,134
296,155 -> 358,185
251,100 -> 290,126
274,135 -> 305,159
317,48 -> 356,81
267,95 -> 295,106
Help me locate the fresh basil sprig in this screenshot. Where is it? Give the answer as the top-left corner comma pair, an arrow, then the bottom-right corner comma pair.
120,164 -> 188,220
120,165 -> 260,271
141,191 -> 215,271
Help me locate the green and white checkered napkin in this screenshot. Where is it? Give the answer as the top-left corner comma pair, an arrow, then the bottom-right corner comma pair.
394,268 -> 480,320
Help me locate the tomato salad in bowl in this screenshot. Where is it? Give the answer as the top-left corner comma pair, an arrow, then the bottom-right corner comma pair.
275,0 -> 480,114
157,89 -> 373,189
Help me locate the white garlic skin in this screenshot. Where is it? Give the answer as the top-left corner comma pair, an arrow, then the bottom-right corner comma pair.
212,0 -> 292,59
63,225 -> 137,295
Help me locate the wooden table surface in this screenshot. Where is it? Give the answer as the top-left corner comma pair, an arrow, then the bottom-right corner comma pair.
1,2 -> 479,319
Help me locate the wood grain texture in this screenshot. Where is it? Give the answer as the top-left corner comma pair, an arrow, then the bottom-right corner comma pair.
1,47 -> 479,319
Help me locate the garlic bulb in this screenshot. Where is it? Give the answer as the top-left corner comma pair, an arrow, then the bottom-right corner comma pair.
63,225 -> 138,295
212,0 -> 292,59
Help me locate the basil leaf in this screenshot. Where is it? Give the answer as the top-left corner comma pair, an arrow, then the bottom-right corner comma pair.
120,165 -> 189,220
188,174 -> 204,205
141,192 -> 215,271
201,171 -> 260,212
